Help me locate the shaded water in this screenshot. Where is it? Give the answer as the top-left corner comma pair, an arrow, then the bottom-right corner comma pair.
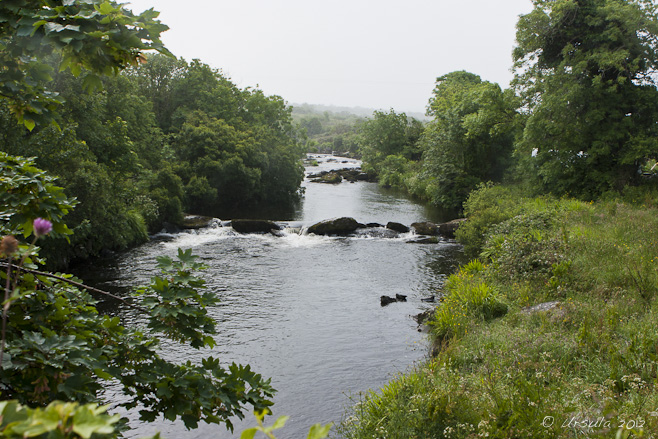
76,155 -> 464,438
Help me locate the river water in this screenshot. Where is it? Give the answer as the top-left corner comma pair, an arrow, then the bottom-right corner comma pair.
76,155 -> 464,438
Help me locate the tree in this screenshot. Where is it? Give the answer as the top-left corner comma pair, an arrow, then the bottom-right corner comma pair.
421,71 -> 518,209
513,0 -> 658,197
0,0 -> 170,129
0,3 -> 281,436
358,109 -> 422,177
0,154 -> 275,435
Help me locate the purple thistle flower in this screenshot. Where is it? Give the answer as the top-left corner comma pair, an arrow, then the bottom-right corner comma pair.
33,218 -> 53,237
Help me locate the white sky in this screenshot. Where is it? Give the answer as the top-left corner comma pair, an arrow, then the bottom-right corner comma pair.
126,0 -> 534,114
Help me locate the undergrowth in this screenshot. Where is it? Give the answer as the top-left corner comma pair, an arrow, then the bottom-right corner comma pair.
339,185 -> 658,439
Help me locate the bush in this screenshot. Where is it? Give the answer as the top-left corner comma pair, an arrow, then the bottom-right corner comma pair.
430,260 -> 508,341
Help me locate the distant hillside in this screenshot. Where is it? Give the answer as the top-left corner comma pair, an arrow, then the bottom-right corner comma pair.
291,102 -> 428,120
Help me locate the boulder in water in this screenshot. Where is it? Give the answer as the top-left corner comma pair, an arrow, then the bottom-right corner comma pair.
181,215 -> 215,230
231,219 -> 282,234
406,236 -> 441,244
438,218 -> 467,238
381,295 -> 397,306
411,221 -> 439,236
386,221 -> 410,233
307,217 -> 360,235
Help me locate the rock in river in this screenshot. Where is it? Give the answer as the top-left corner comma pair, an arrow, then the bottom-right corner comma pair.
231,219 -> 282,234
411,221 -> 439,236
386,221 -> 410,233
307,217 -> 360,235
437,218 -> 467,238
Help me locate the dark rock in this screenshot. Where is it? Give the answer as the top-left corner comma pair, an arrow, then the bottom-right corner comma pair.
231,219 -> 282,234
307,217 -> 360,235
311,172 -> 342,184
414,309 -> 434,325
438,218 -> 467,238
406,236 -> 440,244
181,215 -> 215,230
161,222 -> 179,234
411,221 -> 439,236
356,223 -> 367,229
421,295 -> 436,303
366,222 -> 384,228
395,294 -> 407,302
386,222 -> 410,233
381,296 -> 397,306
353,228 -> 399,239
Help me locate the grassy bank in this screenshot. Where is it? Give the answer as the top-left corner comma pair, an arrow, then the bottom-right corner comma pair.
338,184 -> 658,439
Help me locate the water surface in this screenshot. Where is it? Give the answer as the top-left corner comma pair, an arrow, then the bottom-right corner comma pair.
77,155 -> 464,438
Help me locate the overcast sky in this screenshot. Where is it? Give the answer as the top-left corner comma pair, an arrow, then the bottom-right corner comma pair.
126,0 -> 534,114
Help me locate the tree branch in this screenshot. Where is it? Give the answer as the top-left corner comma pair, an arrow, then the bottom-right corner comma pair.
0,262 -> 149,314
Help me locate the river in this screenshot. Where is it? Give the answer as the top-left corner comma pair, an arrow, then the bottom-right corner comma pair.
74,154 -> 465,438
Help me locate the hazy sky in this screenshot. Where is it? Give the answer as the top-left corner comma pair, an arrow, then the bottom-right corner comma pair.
126,0 -> 534,114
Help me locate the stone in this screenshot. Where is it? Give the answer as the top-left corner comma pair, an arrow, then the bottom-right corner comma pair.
231,219 -> 282,234
380,295 -> 397,306
411,221 -> 439,236
181,215 -> 215,230
307,217 -> 360,235
438,218 -> 467,238
406,236 -> 440,244
386,221 -> 410,233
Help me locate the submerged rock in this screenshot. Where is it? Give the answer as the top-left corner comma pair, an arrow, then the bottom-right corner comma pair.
307,217 -> 360,235
380,295 -> 397,306
231,219 -> 282,234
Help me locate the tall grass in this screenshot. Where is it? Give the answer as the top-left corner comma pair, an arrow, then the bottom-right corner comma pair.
340,185 -> 658,439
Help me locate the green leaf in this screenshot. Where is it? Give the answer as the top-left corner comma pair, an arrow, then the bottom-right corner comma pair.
240,427 -> 259,439
306,423 -> 332,439
23,118 -> 35,131
99,2 -> 116,15
272,415 -> 289,430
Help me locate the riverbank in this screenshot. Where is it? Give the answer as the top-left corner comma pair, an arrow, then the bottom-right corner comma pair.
338,183 -> 658,438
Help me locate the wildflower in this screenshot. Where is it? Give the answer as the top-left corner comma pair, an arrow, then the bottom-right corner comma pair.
0,236 -> 19,257
33,218 -> 52,237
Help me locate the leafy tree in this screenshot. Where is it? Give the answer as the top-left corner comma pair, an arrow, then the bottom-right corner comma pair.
513,0 -> 658,197
0,154 -> 275,435
420,72 -> 518,209
0,0 -> 170,129
358,109 -> 423,177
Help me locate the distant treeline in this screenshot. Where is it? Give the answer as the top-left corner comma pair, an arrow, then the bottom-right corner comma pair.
0,54 -> 306,267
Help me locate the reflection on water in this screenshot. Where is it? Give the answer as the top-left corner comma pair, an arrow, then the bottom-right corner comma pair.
75,155 -> 465,438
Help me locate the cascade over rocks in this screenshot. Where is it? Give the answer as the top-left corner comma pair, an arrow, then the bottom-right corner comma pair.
231,219 -> 282,234
307,217 -> 360,235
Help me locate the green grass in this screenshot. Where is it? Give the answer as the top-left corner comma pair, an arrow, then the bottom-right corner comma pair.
339,185 -> 658,439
